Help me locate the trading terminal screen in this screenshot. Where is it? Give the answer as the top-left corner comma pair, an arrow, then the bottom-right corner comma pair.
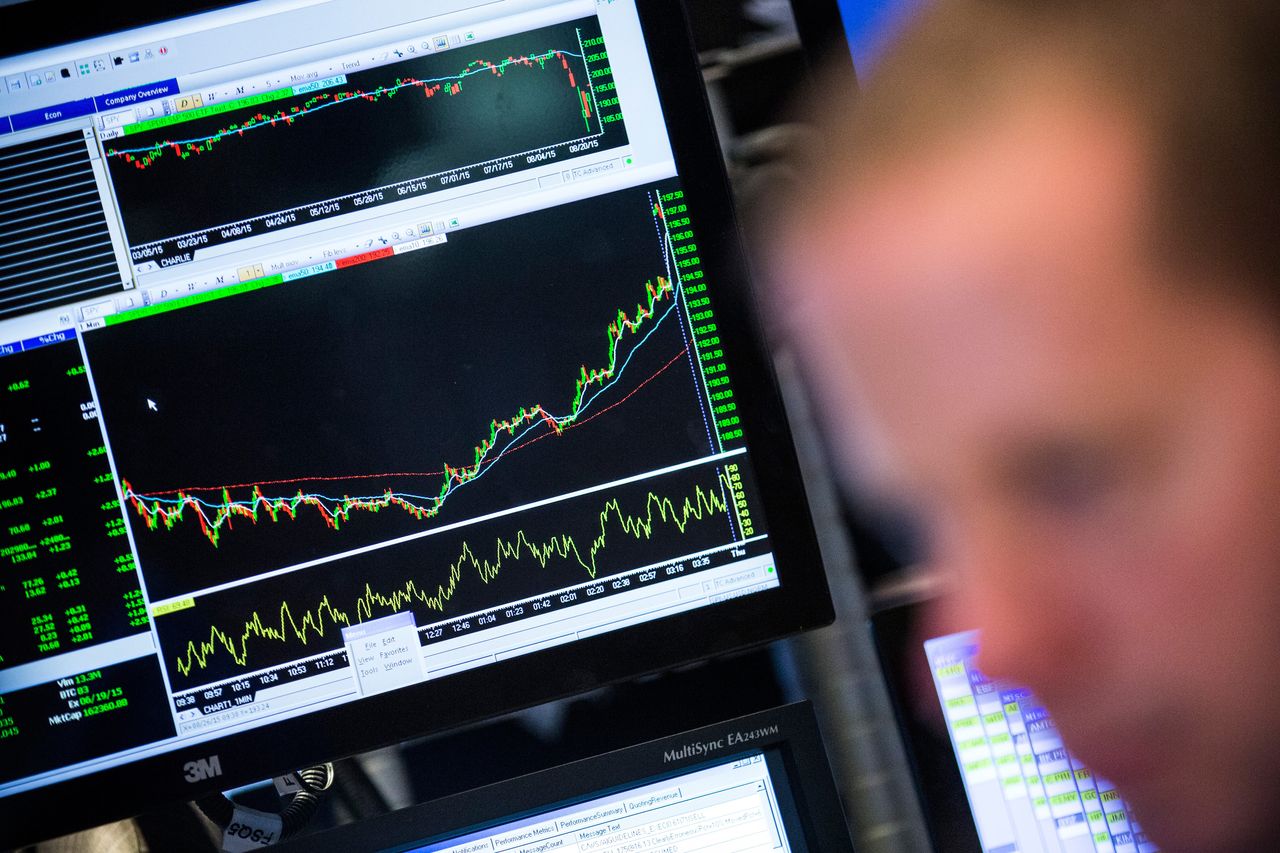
926,633 -> 1160,853
395,754 -> 796,853
0,0 -> 827,836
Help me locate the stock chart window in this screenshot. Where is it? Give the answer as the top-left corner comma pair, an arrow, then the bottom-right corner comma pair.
0,0 -> 829,842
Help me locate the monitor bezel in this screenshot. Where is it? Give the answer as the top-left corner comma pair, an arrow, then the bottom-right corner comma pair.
0,0 -> 832,845
274,701 -> 855,852
871,595 -> 984,853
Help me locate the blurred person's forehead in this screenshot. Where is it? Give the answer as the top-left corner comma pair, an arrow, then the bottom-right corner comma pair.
806,81 -> 1149,290
782,89 -> 1250,497
803,90 -> 1153,355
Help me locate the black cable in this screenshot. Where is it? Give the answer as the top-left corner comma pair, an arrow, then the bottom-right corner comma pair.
193,763 -> 334,842
331,757 -> 392,821
279,764 -> 333,836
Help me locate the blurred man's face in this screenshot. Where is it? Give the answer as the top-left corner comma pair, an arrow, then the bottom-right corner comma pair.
783,91 -> 1280,851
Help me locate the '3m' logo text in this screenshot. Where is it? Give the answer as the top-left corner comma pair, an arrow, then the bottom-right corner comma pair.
183,755 -> 222,782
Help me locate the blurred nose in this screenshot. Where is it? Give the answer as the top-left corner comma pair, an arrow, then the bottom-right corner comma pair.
934,509 -> 1080,698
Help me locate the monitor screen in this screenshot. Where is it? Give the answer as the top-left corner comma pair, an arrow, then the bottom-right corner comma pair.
925,632 -> 1158,853
274,702 -> 854,853
0,0 -> 830,843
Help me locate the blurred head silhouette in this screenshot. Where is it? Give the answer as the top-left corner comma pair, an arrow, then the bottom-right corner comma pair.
775,1 -> 1280,849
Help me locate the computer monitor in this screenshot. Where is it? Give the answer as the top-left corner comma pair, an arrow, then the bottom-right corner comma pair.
923,632 -> 1158,853
874,599 -> 1159,853
274,702 -> 854,853
0,0 -> 831,844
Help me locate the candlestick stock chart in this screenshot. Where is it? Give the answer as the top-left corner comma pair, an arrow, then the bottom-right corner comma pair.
82,181 -> 763,690
105,16 -> 627,258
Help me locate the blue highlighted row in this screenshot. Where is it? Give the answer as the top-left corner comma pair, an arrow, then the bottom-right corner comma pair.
3,78 -> 178,133
0,328 -> 77,360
